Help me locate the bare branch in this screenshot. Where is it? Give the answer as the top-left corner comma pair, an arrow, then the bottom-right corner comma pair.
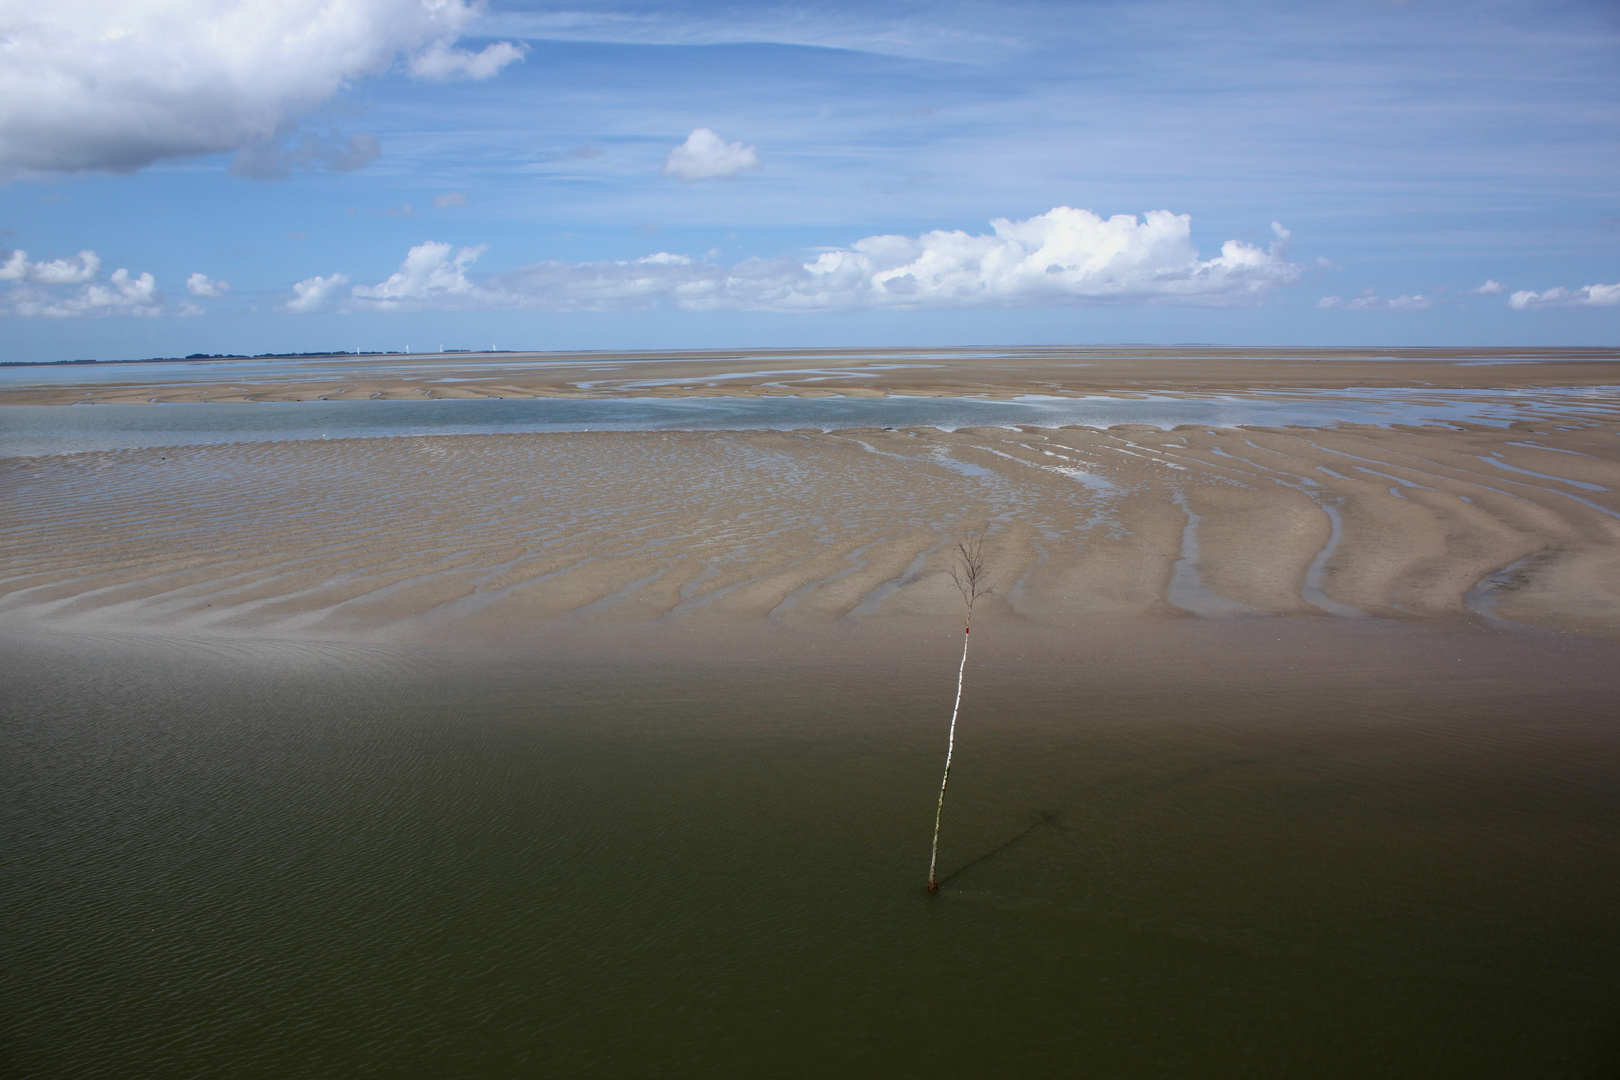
946,525 -> 992,611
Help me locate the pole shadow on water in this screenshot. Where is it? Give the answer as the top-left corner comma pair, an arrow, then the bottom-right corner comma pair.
935,810 -> 1064,890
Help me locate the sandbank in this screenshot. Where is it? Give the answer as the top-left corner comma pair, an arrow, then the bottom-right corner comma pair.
3,418 -> 1616,644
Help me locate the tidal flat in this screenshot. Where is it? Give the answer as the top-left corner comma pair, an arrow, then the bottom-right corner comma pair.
2,348 -> 1619,1076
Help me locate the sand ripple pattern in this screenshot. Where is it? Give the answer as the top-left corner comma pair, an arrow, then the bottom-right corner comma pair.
3,421 -> 1618,639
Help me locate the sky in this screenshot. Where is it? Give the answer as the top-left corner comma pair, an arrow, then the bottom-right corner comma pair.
1,0 -> 1617,361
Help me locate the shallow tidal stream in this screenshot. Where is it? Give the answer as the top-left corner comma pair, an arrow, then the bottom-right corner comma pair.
3,622 -> 1618,1078
5,387 -> 1620,456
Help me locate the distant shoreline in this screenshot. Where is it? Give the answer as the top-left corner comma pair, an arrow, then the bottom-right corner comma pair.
4,346 -> 1620,407
4,344 -> 1616,369
0,349 -> 519,368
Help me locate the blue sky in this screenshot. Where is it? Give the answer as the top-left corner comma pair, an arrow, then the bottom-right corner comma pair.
1,0 -> 1617,361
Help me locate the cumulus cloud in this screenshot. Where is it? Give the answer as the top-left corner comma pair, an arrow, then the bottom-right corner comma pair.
1,248 -> 162,317
0,248 -> 101,284
1508,283 -> 1620,309
351,241 -> 484,308
1464,279 -> 1506,296
662,128 -> 762,181
186,272 -> 230,298
0,0 -> 524,177
286,273 -> 351,313
308,206 -> 1301,314
1318,291 -> 1434,311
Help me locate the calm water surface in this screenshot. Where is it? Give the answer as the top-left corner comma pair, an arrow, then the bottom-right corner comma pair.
3,624 -> 1617,1078
5,388 -> 1620,456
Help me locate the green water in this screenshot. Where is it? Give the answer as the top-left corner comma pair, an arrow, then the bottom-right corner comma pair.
3,625 -> 1618,1077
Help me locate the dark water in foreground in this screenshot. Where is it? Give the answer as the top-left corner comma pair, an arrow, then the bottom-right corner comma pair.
3,624 -> 1618,1078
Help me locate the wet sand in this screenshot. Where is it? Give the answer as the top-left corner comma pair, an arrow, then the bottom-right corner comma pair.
3,417 -> 1617,643
6,346 -> 1620,406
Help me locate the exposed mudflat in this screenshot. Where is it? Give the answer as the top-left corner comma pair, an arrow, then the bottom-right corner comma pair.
4,418 -> 1616,642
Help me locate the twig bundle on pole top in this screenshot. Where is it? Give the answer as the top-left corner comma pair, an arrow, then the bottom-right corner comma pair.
928,527 -> 991,894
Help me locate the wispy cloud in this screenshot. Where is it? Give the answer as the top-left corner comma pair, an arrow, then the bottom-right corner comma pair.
1318,291 -> 1434,311
408,40 -> 527,82
229,132 -> 382,182
288,206 -> 1301,314
436,0 -> 1620,242
1508,283 -> 1620,309
1463,279 -> 1506,296
479,4 -> 1024,63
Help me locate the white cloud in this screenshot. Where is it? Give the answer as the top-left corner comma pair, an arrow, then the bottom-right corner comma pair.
351,241 -> 483,309
1386,295 -> 1433,311
0,0 -> 524,177
784,208 -> 1300,309
662,128 -> 762,181
72,269 -> 162,316
1318,291 -> 1434,311
434,191 -> 469,208
286,273 -> 351,314
1464,279 -> 1506,296
1508,283 -> 1620,309
409,40 -> 527,81
2,247 -> 164,316
186,272 -> 230,298
321,206 -> 1301,313
3,261 -> 162,318
0,249 -> 101,284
